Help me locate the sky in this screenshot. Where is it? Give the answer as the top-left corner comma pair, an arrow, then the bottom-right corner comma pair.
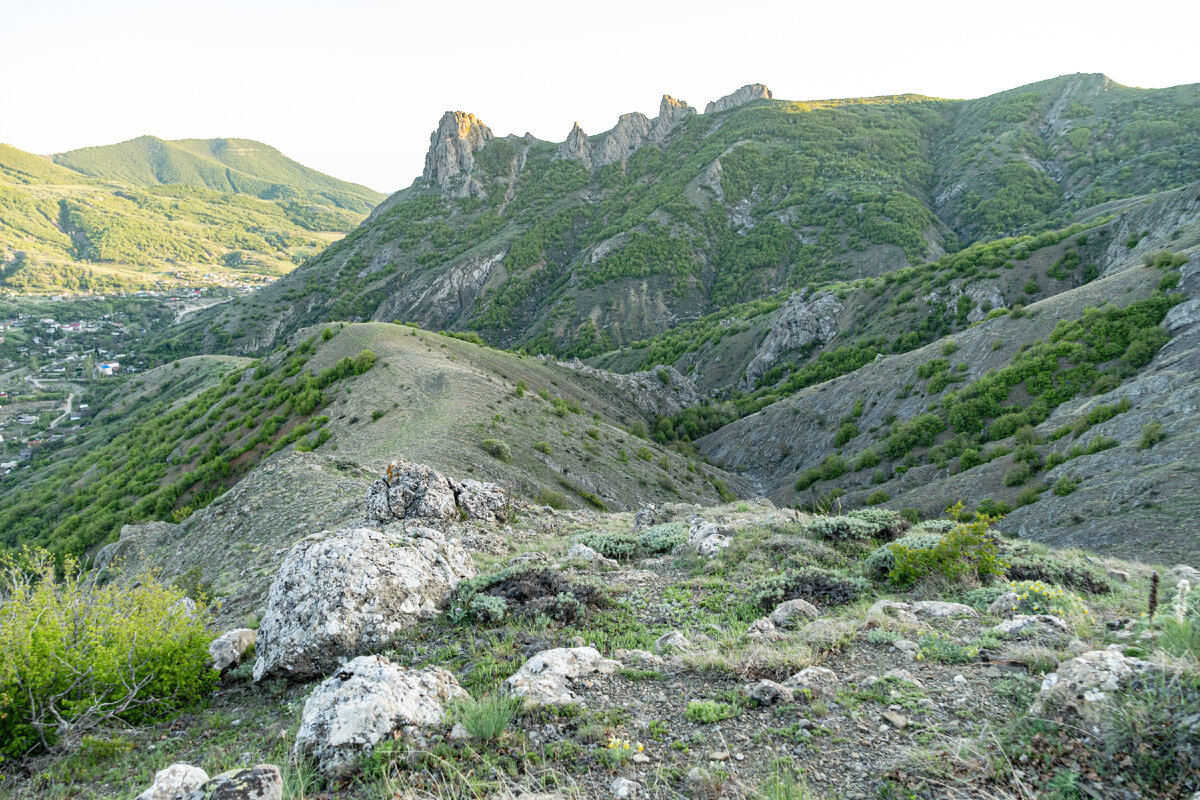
3,0 -> 1198,194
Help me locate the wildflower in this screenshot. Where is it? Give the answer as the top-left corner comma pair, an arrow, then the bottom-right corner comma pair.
1175,579 -> 1192,624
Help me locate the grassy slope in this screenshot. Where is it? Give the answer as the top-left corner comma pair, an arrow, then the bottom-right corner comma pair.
0,141 -> 383,293
0,321 -> 744,561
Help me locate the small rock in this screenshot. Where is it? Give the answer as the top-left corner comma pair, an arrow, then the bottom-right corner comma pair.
745,679 -> 793,705
953,674 -> 967,686
654,630 -> 692,654
912,601 -> 978,619
987,592 -> 1021,617
136,764 -> 209,800
611,776 -> 639,798
782,666 -> 840,699
505,647 -> 621,706
893,639 -> 919,653
708,750 -> 730,761
746,617 -> 782,641
993,614 -> 1072,636
880,668 -> 923,688
1031,649 -> 1158,722
567,543 -> 618,568
769,598 -> 821,628
185,764 -> 283,800
449,723 -> 469,740
868,599 -> 919,625
881,711 -> 908,730
1107,569 -> 1130,583
210,629 -> 257,674
613,649 -> 665,669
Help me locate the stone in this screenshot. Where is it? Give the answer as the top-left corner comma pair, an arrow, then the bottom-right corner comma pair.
696,534 -> 730,556
632,505 -> 657,531
745,679 -> 793,705
185,765 -> 282,800
912,601 -> 979,619
868,599 -> 919,625
879,668 -> 923,688
293,655 -> 468,777
654,630 -> 693,654
613,649 -> 665,669
1031,649 -> 1156,721
988,592 -> 1021,617
881,711 -> 908,730
1171,564 -> 1200,584
741,292 -> 842,389
451,478 -> 508,523
504,647 -> 621,706
365,459 -> 459,523
209,629 -> 256,674
993,614 -> 1072,636
769,598 -> 821,628
705,83 -> 773,115
136,763 -> 209,800
253,527 -> 473,681
567,542 -> 618,568
782,666 -> 840,699
746,617 -> 781,641
1107,569 -> 1130,583
422,111 -> 494,197
648,95 -> 696,142
611,777 -> 639,798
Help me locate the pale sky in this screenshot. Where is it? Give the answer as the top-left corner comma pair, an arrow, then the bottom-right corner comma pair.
3,0 -> 1198,195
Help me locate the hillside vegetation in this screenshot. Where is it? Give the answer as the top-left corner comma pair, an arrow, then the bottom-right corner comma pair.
0,138 -> 384,293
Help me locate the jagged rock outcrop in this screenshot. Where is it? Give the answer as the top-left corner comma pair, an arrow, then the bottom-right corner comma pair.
209,628 -> 257,673
705,84 -> 773,115
557,122 -> 591,164
504,647 -> 621,706
741,291 -> 843,389
364,459 -> 507,524
649,95 -> 696,141
422,111 -> 493,197
548,359 -> 700,416
294,655 -> 468,776
557,95 -> 695,170
252,527 -> 474,681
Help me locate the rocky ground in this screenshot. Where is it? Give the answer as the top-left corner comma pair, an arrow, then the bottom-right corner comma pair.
6,462 -> 1199,800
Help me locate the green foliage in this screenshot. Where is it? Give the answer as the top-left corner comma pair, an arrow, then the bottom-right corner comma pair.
1139,421 -> 1166,450
684,699 -> 740,724
1051,476 -> 1078,496
449,693 -> 523,741
887,517 -> 1006,587
834,422 -> 859,448
865,489 -> 891,506
866,533 -> 944,579
749,567 -> 870,609
806,515 -> 876,544
480,438 -> 512,462
0,549 -> 217,757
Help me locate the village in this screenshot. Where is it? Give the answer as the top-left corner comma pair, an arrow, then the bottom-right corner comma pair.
0,294 -> 195,475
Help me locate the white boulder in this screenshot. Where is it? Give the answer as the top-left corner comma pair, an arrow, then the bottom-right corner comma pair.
253,527 -> 474,681
504,647 -> 621,706
769,598 -> 821,628
209,629 -> 257,674
135,764 -> 209,800
294,655 -> 468,776
1031,648 -> 1155,721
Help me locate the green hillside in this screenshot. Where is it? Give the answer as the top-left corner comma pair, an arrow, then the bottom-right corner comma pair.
0,139 -> 385,294
53,136 -> 383,213
175,74 -> 1200,362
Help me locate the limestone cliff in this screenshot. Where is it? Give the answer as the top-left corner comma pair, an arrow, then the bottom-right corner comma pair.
557,94 -> 695,170
705,84 -> 773,115
422,111 -> 494,197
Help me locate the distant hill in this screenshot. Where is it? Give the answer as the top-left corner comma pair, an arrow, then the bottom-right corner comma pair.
0,139 -> 385,294
53,136 -> 382,213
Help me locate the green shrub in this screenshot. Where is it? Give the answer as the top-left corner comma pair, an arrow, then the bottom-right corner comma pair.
450,693 -> 522,741
1002,542 -> 1112,594
750,567 -> 870,609
534,440 -> 552,454
0,550 -> 217,758
834,422 -> 859,448
481,439 -> 512,462
637,522 -> 689,555
534,488 -> 571,509
1003,462 -> 1033,486
865,533 -> 944,579
865,489 -> 891,506
806,515 -> 876,544
958,448 -> 982,471
1052,476 -> 1078,496
846,508 -> 908,539
1139,421 -> 1165,450
1005,580 -> 1089,619
575,531 -> 639,561
684,699 -> 740,724
887,517 -> 1006,587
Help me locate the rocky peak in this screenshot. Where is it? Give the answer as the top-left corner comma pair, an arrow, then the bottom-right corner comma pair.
421,111 -> 494,197
557,122 -> 591,164
557,94 -> 695,170
649,94 -> 696,142
705,83 -> 773,115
